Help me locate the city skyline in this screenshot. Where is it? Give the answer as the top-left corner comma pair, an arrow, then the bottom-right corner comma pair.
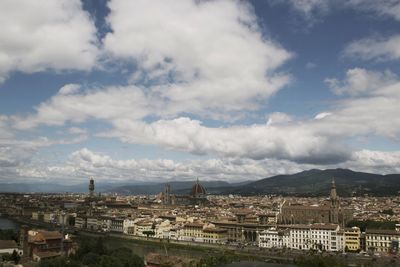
1,0 -> 400,184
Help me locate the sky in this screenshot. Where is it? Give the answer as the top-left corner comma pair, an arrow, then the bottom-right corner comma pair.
1,0 -> 400,184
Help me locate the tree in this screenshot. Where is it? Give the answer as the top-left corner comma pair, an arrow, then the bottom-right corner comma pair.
11,250 -> 20,264
95,237 -> 107,255
81,252 -> 101,266
142,230 -> 155,239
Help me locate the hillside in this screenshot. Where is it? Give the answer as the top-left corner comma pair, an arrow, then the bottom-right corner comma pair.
227,168 -> 400,196
1,169 -> 399,196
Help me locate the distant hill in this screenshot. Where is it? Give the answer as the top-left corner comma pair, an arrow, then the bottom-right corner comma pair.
225,168 -> 400,196
1,169 -> 399,196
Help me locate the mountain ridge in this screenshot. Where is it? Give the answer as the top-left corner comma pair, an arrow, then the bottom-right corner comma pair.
1,168 -> 399,196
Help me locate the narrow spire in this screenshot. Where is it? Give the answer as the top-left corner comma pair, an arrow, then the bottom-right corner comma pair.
330,177 -> 338,208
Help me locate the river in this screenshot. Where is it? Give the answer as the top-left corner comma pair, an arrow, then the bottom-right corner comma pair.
0,216 -> 19,230
220,262 -> 295,267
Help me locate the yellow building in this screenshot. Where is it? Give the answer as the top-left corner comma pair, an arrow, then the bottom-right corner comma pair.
182,223 -> 204,242
344,227 -> 361,252
202,228 -> 228,244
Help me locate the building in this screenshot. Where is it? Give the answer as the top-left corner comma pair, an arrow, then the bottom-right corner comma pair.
279,179 -> 353,225
202,228 -> 228,244
86,217 -> 99,231
365,229 -> 400,254
213,212 -> 274,243
160,179 -> 209,206
110,218 -> 124,233
134,220 -> 154,237
27,230 -> 72,261
259,227 -> 283,248
89,178 -> 95,198
310,223 -> 340,251
344,227 -> 361,252
74,216 -> 86,229
285,224 -> 312,250
182,223 -> 204,242
258,223 -> 343,252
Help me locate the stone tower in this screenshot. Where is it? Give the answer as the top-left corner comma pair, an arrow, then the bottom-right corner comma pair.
329,178 -> 339,223
89,177 -> 95,198
163,183 -> 171,205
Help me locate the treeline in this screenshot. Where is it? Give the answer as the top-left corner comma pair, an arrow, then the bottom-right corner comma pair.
0,229 -> 18,241
346,220 -> 399,232
38,237 -> 144,267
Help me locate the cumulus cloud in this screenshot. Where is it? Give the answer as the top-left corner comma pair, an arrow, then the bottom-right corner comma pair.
0,132 -> 88,170
10,148 -> 309,183
325,68 -> 398,95
343,35 -> 400,62
339,149 -> 400,174
11,68 -> 400,166
266,112 -> 293,125
100,117 -> 350,165
0,0 -> 99,84
103,0 -> 291,118
7,148 -> 400,184
12,85 -> 152,129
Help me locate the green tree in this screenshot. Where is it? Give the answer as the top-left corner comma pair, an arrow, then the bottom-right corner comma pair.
81,252 -> 101,266
11,250 -> 20,264
142,230 -> 155,239
110,247 -> 145,267
97,255 -> 123,267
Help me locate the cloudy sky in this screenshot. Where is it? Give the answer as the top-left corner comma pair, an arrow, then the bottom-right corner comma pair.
1,0 -> 400,184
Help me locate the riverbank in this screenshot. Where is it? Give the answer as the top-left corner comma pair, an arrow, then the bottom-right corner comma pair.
79,232 -> 294,266
8,215 -> 400,267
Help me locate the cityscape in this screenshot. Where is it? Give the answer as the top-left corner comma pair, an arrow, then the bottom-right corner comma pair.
1,0 -> 400,267
2,175 -> 400,266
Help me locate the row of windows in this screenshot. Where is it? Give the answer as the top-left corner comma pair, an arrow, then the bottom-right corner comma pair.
367,236 -> 394,241
367,242 -> 390,247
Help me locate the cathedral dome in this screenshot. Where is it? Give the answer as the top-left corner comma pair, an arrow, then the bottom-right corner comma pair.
190,179 -> 206,197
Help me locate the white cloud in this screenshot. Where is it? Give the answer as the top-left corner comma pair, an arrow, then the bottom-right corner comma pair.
8,147 -> 400,184
339,149 -> 400,174
325,68 -> 398,95
346,0 -> 400,21
343,35 -> 400,62
0,132 -> 88,168
278,0 -> 400,25
68,127 -> 88,135
13,85 -> 152,129
0,0 -> 99,84
266,112 -> 293,125
281,0 -> 331,23
101,117 -> 350,164
314,112 -> 331,120
103,0 -> 292,118
13,148 -> 309,183
0,115 -> 13,139
12,68 -> 400,166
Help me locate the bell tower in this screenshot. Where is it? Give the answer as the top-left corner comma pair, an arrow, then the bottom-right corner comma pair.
89,177 -> 95,198
329,178 -> 339,223
330,178 -> 339,208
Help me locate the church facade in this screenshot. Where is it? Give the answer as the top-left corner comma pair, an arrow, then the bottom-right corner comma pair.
278,179 -> 353,226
